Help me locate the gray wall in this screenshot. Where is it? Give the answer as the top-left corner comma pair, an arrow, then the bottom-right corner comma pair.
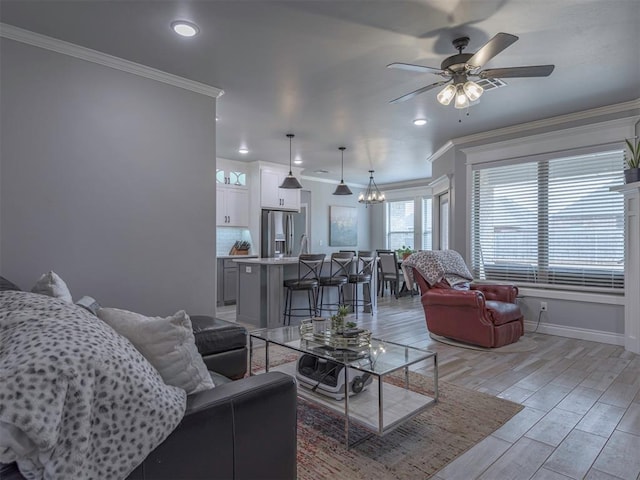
0,39 -> 217,316
301,178 -> 373,255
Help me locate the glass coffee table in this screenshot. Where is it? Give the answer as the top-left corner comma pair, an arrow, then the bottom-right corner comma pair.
249,325 -> 438,447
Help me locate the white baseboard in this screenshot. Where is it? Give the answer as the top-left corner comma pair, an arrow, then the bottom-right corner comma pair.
524,320 -> 625,346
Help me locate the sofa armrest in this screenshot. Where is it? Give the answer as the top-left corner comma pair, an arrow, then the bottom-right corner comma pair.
425,288 -> 486,309
470,283 -> 518,303
129,372 -> 297,480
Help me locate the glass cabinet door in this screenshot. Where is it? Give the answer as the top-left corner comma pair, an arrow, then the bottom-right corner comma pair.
216,168 -> 227,185
229,170 -> 246,187
216,168 -> 247,187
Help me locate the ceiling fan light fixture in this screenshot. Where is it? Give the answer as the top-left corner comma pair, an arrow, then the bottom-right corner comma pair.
280,134 -> 303,189
333,147 -> 352,196
437,84 -> 456,106
463,80 -> 484,101
454,85 -> 470,109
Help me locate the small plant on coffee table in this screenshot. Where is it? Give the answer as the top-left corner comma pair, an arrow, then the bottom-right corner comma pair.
331,305 -> 352,332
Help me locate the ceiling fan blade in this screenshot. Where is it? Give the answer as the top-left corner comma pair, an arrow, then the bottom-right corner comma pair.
389,80 -> 449,104
467,32 -> 519,69
479,65 -> 555,78
387,62 -> 445,75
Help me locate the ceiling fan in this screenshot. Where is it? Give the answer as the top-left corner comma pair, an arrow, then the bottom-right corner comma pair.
388,32 -> 554,108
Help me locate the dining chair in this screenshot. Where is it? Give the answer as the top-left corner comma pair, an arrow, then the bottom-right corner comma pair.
377,250 -> 407,298
375,249 -> 392,296
282,253 -> 325,325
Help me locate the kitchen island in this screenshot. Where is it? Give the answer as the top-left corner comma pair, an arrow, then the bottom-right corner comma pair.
233,257 -> 300,328
233,256 -> 376,328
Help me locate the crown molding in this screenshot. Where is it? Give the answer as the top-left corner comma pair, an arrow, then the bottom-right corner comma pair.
380,178 -> 432,191
452,99 -> 640,147
426,140 -> 454,164
0,23 -> 224,99
461,116 -> 638,165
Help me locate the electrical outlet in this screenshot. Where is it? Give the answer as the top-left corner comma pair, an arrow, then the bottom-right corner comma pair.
540,301 -> 548,312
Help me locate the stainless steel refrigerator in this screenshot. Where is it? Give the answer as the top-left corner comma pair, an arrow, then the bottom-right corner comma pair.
261,209 -> 306,258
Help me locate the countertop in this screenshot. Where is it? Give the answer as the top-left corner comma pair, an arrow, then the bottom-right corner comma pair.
231,256 -> 299,265
217,255 -> 258,259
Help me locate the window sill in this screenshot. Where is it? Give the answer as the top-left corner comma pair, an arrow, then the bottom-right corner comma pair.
518,287 -> 624,305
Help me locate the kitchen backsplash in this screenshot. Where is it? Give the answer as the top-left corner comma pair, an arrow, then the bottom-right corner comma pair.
217,227 -> 254,256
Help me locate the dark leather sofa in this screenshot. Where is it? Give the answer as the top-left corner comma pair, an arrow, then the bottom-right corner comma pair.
1,316 -> 298,480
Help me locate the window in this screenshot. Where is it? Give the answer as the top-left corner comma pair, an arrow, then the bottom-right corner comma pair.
387,200 -> 414,251
422,197 -> 433,250
471,150 -> 625,290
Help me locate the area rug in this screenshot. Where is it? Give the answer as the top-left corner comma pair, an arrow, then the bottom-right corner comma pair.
252,346 -> 523,479
429,332 -> 537,353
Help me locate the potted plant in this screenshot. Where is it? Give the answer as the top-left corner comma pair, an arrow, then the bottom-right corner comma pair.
330,304 -> 350,332
396,245 -> 414,260
624,138 -> 640,184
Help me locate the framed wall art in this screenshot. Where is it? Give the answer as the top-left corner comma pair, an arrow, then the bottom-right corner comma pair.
329,205 -> 357,246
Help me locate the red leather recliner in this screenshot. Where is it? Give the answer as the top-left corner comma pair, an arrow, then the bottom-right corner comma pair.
412,269 -> 524,348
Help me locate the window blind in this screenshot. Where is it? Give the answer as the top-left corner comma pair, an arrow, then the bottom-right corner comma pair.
471,150 -> 625,290
387,200 -> 414,250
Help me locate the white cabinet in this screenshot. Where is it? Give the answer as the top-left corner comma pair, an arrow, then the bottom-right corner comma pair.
260,168 -> 300,211
217,188 -> 249,226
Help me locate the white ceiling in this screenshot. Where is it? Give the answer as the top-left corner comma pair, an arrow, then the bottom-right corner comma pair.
1,0 -> 639,186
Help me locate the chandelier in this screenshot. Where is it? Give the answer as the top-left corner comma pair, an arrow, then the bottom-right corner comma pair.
436,74 -> 483,109
358,170 -> 385,207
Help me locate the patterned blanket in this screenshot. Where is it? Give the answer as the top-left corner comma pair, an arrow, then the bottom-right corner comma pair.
402,250 -> 473,290
0,291 -> 186,479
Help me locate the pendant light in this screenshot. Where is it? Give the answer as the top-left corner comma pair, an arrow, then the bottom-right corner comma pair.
280,133 -> 303,189
333,147 -> 352,195
358,170 -> 385,207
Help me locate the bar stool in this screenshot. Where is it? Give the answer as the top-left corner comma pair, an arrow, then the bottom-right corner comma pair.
317,251 -> 355,315
283,253 -> 325,325
347,251 -> 375,319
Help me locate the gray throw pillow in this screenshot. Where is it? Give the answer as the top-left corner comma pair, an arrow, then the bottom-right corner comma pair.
31,271 -> 73,303
97,308 -> 215,394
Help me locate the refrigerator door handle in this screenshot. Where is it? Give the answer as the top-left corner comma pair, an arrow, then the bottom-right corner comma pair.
285,213 -> 294,256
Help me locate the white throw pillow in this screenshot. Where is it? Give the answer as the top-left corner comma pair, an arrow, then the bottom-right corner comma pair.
97,308 -> 215,393
31,271 -> 73,303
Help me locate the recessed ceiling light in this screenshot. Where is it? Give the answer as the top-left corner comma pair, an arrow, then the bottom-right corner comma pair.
215,116 -> 219,122
294,160 -> 303,165
238,148 -> 249,154
171,21 -> 199,37
413,118 -> 428,126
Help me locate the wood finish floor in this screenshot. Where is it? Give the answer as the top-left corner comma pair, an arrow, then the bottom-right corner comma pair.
217,293 -> 640,480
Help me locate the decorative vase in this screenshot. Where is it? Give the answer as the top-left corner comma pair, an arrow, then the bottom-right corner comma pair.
624,168 -> 640,184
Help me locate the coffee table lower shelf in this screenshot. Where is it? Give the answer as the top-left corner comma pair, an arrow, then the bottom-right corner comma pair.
270,361 -> 436,437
